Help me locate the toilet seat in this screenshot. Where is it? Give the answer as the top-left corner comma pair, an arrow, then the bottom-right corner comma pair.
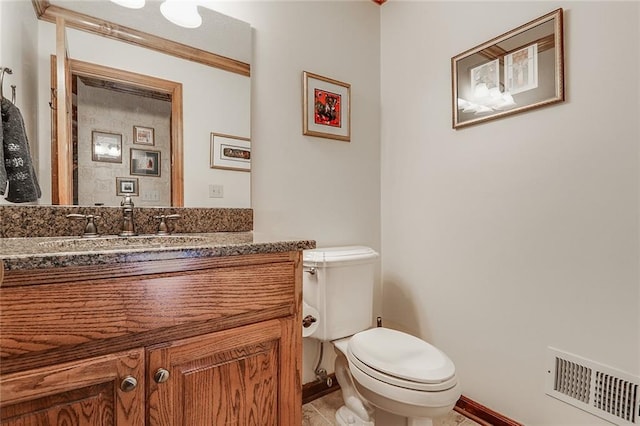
333,328 -> 463,418
346,328 -> 457,392
349,359 -> 462,416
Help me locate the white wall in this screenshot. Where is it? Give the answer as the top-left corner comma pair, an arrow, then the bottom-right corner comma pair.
381,2 -> 639,425
211,1 -> 382,384
218,1 -> 381,248
206,4 -> 640,423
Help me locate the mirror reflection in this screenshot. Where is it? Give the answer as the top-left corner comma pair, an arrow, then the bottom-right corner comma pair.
0,0 -> 252,207
75,72 -> 172,206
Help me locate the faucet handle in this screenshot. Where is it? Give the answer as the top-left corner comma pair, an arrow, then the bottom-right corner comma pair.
154,214 -> 181,235
66,214 -> 101,238
121,195 -> 134,208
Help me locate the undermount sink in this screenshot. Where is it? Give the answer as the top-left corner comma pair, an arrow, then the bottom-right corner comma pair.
37,234 -> 210,251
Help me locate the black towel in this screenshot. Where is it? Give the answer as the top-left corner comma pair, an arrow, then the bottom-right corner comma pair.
1,97 -> 41,203
0,110 -> 6,194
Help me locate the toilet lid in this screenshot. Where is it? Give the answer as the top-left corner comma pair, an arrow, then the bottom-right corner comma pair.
348,328 -> 455,384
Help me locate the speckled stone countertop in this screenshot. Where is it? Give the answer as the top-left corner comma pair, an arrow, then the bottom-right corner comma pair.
0,232 -> 316,271
0,205 -> 253,238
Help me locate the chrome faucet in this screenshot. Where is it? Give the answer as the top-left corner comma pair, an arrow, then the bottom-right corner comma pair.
119,196 -> 137,236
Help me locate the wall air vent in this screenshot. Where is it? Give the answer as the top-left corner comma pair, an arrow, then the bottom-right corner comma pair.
546,347 -> 639,425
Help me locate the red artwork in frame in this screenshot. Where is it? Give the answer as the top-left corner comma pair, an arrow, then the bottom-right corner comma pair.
314,89 -> 342,128
303,71 -> 351,142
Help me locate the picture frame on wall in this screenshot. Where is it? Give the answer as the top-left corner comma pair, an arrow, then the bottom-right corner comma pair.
302,71 -> 351,142
210,133 -> 251,172
451,8 -> 564,129
133,125 -> 155,146
116,177 -> 139,196
91,131 -> 122,163
130,148 -> 161,177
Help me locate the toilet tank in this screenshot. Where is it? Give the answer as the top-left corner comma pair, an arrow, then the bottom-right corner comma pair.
303,246 -> 379,341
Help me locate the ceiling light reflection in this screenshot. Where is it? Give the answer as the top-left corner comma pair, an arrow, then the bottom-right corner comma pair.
458,84 -> 517,115
160,0 -> 202,29
110,0 -> 145,9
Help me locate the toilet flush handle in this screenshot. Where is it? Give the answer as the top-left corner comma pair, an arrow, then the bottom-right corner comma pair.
304,267 -> 317,275
302,315 -> 317,328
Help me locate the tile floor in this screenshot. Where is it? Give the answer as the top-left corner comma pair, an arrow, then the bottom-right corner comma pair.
302,390 -> 483,426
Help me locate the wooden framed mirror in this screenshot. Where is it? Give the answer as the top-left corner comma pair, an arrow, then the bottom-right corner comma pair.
0,1 -> 251,207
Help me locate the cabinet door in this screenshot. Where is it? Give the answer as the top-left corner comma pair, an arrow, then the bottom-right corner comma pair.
0,349 -> 145,426
147,319 -> 300,426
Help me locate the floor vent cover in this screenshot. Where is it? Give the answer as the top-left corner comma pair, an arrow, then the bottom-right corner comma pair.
546,347 -> 639,425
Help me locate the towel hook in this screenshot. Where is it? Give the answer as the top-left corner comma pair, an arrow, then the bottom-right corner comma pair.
1,66 -> 14,100
49,88 -> 57,110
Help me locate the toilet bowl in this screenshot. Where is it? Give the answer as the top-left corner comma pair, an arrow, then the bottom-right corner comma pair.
333,328 -> 461,426
303,246 -> 461,426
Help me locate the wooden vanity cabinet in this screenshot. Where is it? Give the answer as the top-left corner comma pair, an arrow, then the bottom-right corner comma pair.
0,348 -> 145,425
0,251 -> 303,426
147,320 -> 292,425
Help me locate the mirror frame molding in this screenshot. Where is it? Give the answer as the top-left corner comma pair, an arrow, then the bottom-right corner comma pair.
32,0 -> 250,77
51,56 -> 184,206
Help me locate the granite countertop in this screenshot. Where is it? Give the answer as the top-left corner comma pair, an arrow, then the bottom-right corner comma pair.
0,232 -> 316,271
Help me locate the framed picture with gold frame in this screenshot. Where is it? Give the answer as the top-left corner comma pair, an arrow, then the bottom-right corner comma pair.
451,8 -> 564,129
303,71 -> 351,142
210,133 -> 251,172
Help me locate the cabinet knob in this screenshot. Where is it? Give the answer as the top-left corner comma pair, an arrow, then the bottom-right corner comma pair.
120,376 -> 138,392
154,368 -> 170,383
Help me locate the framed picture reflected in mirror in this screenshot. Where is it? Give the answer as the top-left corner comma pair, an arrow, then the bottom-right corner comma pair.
91,131 -> 122,163
116,177 -> 139,196
130,148 -> 161,177
133,125 -> 154,146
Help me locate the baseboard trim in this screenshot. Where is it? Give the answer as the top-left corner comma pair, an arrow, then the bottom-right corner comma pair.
302,373 -> 340,405
454,395 -> 523,426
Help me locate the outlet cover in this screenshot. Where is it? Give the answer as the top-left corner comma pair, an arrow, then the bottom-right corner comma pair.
208,184 -> 224,198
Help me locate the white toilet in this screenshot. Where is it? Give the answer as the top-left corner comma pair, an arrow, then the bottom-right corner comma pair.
303,246 -> 462,426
